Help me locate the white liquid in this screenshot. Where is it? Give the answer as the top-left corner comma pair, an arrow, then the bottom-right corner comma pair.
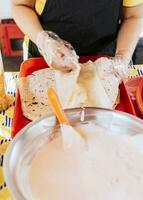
28,124 -> 143,200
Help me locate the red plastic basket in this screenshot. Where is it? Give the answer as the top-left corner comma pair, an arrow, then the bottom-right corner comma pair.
11,56 -> 136,137
0,21 -> 24,57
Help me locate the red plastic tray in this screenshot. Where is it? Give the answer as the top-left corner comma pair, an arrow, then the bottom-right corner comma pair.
11,57 -> 136,137
0,22 -> 24,57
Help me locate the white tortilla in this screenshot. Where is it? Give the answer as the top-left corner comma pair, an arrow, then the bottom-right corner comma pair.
79,61 -> 112,108
18,58 -> 120,121
95,57 -> 120,107
55,64 -> 80,108
18,68 -> 55,120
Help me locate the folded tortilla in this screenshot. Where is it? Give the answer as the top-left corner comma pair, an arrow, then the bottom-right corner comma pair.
55,63 -> 81,108
79,60 -> 113,108
95,57 -> 120,107
18,58 -> 120,121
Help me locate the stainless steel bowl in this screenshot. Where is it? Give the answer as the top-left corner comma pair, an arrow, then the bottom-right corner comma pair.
4,108 -> 143,200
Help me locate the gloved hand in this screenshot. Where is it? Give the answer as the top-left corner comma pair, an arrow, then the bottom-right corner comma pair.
36,31 -> 79,72
95,56 -> 133,84
110,55 -> 133,80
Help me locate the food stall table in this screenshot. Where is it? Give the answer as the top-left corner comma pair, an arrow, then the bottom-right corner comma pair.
0,64 -> 143,199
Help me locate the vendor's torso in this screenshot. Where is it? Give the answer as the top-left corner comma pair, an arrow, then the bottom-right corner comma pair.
29,0 -> 122,57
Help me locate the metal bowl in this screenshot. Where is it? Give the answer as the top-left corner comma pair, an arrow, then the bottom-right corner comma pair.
4,108 -> 143,200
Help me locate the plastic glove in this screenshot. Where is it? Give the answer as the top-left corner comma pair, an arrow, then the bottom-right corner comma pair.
36,31 -> 79,72
109,55 -> 133,80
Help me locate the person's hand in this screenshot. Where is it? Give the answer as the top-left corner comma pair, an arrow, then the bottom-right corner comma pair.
95,56 -> 133,84
36,31 -> 79,72
110,55 -> 133,80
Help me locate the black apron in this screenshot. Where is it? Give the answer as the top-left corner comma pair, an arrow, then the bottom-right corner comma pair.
28,0 -> 122,57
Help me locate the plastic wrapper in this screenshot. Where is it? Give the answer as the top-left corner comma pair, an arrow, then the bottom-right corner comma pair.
36,31 -> 79,72
0,51 -> 9,111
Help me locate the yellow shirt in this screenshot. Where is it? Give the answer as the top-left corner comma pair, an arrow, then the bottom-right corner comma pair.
23,0 -> 143,49
35,0 -> 46,15
123,0 -> 143,6
35,0 -> 143,16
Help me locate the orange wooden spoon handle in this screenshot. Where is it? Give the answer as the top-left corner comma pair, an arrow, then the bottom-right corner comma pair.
47,87 -> 69,125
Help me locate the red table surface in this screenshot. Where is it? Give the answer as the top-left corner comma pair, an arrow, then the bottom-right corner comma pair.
11,56 -> 139,137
